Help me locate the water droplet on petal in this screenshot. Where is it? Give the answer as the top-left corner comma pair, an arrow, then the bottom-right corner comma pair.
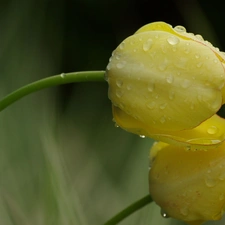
207,126 -> 218,134
143,38 -> 153,51
119,41 -> 125,49
195,34 -> 204,41
169,90 -> 175,100
147,83 -> 155,92
174,25 -> 186,33
139,135 -> 145,138
205,176 -> 217,187
196,62 -> 203,68
166,74 -> 174,84
116,79 -> 123,87
159,103 -> 167,109
160,116 -> 166,124
116,61 -> 126,69
167,35 -> 180,45
219,193 -> 225,201
116,89 -> 124,98
181,79 -> 191,88
210,97 -> 221,111
147,102 -> 156,109
126,84 -> 132,90
180,207 -> 189,216
106,64 -> 111,71
116,55 -> 121,60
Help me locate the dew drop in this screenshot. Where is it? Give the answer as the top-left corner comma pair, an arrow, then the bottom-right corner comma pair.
219,172 -> 225,181
116,89 -> 123,98
181,79 -> 191,88
133,49 -> 137,52
143,38 -> 153,51
196,62 -> 203,68
174,25 -> 186,33
139,135 -> 145,138
169,91 -> 175,100
60,73 -> 65,78
166,74 -> 174,84
195,34 -> 204,41
116,79 -> 123,87
159,103 -> 167,109
106,64 -> 111,71
147,102 -> 156,109
167,35 -> 180,45
195,54 -> 200,59
147,83 -> 155,92
207,126 -> 218,135
205,176 -> 217,187
219,193 -> 225,201
210,97 -> 221,110
116,61 -> 126,69
158,59 -> 168,71
115,123 -> 119,128
160,116 -> 166,124
180,207 -> 189,216
116,55 -> 121,60
119,41 -> 125,49
161,209 -> 170,218
126,84 -> 132,90
214,59 -> 218,64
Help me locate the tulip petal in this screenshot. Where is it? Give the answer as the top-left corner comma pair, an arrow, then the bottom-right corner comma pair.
113,105 -> 225,148
107,23 -> 225,132
149,141 -> 225,224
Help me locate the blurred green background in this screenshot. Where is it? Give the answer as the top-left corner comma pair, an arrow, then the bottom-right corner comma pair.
0,0 -> 225,224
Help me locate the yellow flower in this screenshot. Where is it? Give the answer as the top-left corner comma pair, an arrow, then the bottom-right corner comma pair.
149,141 -> 225,225
105,22 -> 225,148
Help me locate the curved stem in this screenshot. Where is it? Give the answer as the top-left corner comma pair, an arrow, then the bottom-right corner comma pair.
103,194 -> 152,225
0,71 -> 105,112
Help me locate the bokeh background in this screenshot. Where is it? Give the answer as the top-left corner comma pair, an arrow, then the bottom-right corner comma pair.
0,0 -> 225,224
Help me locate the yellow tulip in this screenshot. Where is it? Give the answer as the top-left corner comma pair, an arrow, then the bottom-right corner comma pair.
149,141 -> 225,225
105,22 -> 225,148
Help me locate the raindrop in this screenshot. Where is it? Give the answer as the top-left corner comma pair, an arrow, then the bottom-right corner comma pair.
143,38 -> 153,52
219,172 -> 225,181
169,91 -> 175,100
106,64 -> 111,71
195,54 -> 200,59
126,84 -> 132,90
116,61 -> 126,69
160,116 -> 166,124
219,193 -> 224,201
147,102 -> 156,109
181,79 -> 191,88
207,126 -> 218,135
195,34 -> 204,41
116,89 -> 123,98
180,207 -> 189,216
158,59 -> 168,71
147,82 -> 155,92
167,35 -> 180,45
210,97 -> 221,110
196,62 -> 203,68
174,25 -> 186,33
139,135 -> 145,138
159,103 -> 167,109
115,123 -> 119,128
205,176 -> 217,187
119,41 -> 125,49
116,79 -> 123,87
166,74 -> 174,84
60,73 -> 65,78
116,55 -> 121,60
161,209 -> 170,218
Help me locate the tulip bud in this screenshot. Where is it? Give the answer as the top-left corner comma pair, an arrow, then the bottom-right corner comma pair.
149,141 -> 225,225
105,22 -> 225,148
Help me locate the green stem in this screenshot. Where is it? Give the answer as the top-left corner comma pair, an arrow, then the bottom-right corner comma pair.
0,71 -> 105,112
103,194 -> 152,225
